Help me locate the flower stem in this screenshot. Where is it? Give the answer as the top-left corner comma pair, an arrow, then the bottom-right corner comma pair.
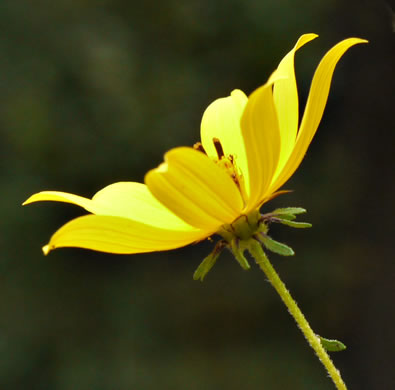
248,240 -> 347,390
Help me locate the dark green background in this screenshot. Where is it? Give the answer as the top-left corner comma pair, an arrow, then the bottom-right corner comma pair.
1,0 -> 394,389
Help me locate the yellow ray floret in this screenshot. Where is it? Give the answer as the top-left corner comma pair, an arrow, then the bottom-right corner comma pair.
24,182 -> 207,254
41,214 -> 207,255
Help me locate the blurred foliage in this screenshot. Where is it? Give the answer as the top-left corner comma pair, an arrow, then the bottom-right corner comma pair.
0,0 -> 394,389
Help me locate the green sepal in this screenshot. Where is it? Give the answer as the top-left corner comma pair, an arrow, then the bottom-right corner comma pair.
231,239 -> 250,270
272,207 -> 307,216
274,218 -> 312,228
258,234 -> 295,256
275,214 -> 296,221
318,336 -> 347,352
193,241 -> 224,281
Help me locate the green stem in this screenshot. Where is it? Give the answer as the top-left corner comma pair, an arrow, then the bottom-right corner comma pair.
248,240 -> 347,390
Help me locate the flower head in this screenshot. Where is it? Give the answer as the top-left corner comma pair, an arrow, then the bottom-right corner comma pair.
23,34 -> 367,257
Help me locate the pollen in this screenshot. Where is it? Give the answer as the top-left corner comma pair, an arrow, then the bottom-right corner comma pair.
214,152 -> 247,205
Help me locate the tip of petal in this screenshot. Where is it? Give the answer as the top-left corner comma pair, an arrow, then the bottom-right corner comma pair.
230,89 -> 247,98
42,245 -> 51,255
341,37 -> 369,46
22,196 -> 34,206
302,32 -> 319,39
353,38 -> 369,44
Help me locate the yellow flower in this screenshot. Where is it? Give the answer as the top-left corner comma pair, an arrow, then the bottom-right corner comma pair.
23,34 -> 367,256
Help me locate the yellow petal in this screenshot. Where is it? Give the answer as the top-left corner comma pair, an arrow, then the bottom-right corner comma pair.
43,214 -> 208,255
273,33 -> 318,173
24,191 -> 93,209
24,182 -> 196,231
240,71 -> 283,212
92,182 -> 195,230
200,89 -> 250,192
145,147 -> 244,230
269,37 -> 368,193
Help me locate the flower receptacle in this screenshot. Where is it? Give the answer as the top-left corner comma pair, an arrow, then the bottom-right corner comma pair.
194,207 -> 310,279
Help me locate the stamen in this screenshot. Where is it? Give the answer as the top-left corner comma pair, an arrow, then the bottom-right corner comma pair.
193,142 -> 206,154
213,138 -> 224,159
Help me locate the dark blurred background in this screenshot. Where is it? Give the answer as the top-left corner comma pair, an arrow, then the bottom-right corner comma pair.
1,0 -> 394,389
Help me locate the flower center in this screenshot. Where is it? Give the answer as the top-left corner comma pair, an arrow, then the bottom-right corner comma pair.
193,138 -> 248,204
214,139 -> 248,204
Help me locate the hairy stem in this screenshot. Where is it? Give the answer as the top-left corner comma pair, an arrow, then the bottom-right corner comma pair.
248,240 -> 347,390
